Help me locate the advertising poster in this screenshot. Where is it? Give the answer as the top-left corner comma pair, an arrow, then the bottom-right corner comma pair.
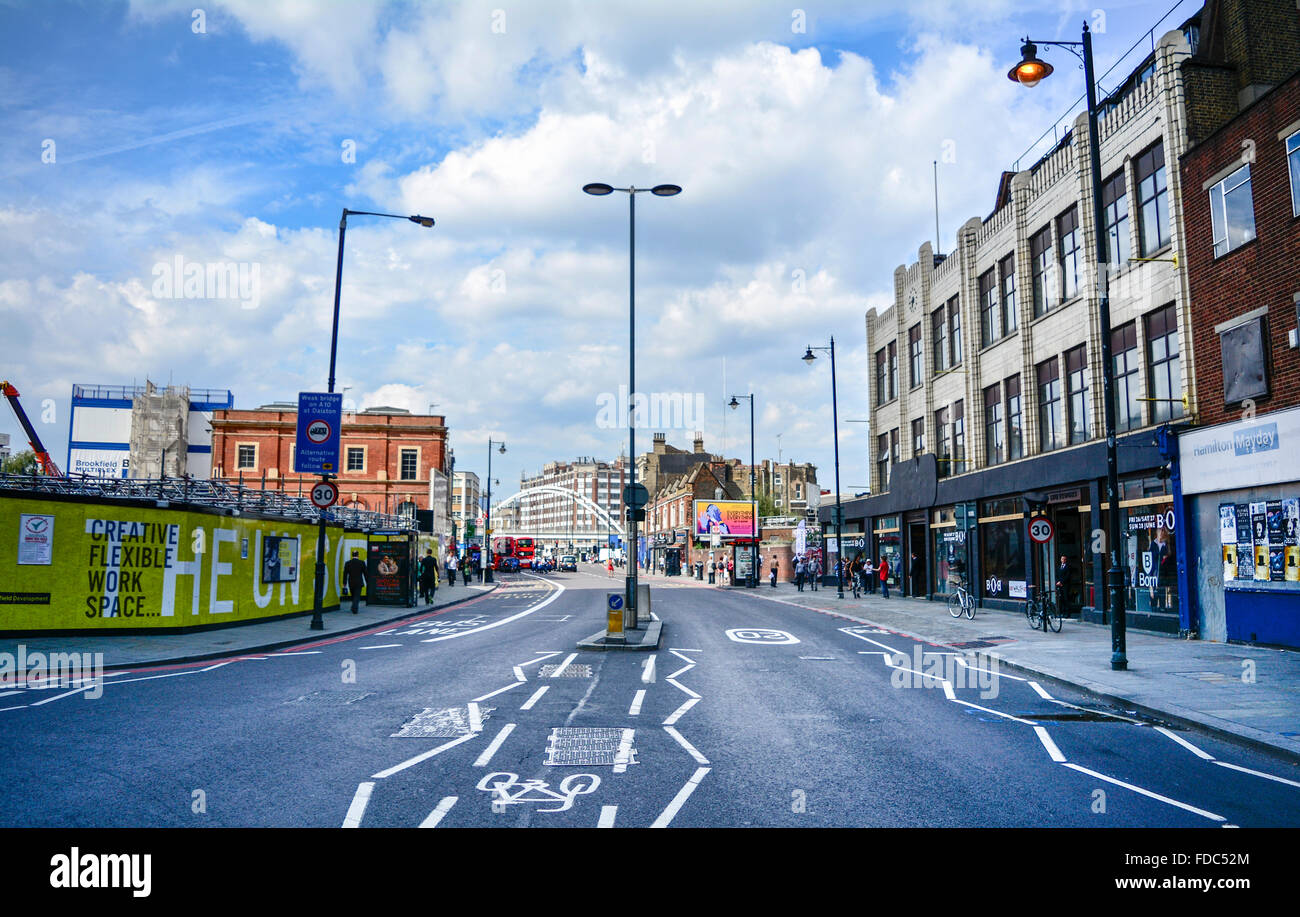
1250,501 -> 1268,581
261,535 -> 299,584
17,514 -> 55,565
1236,503 -> 1254,580
367,533 -> 412,605
693,500 -> 756,538
1267,499 -> 1285,582
1219,503 -> 1237,581
1286,498 -> 1300,582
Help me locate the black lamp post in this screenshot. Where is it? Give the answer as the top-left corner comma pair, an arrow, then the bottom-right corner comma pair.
802,339 -> 844,599
583,181 -> 682,628
1009,23 -> 1126,670
309,207 -> 435,631
729,394 -> 758,587
484,440 -> 505,583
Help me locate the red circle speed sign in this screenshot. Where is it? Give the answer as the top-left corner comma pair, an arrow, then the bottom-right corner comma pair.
310,481 -> 339,508
1028,516 -> 1054,544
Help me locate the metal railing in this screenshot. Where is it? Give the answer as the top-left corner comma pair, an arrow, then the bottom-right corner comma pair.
0,472 -> 412,530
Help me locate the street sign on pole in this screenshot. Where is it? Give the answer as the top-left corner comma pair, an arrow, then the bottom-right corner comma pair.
294,392 -> 344,474
623,483 -> 649,509
309,480 -> 339,508
1029,516 -> 1054,544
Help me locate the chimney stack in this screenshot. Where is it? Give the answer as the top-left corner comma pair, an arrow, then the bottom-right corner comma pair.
693,432 -> 704,454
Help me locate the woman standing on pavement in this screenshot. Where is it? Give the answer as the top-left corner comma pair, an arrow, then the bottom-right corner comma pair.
878,556 -> 890,599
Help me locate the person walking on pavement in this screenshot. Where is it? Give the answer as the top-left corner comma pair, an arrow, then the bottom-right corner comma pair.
795,556 -> 805,592
445,549 -> 456,587
770,557 -> 778,588
462,555 -> 472,586
419,548 -> 438,604
343,549 -> 367,614
878,556 -> 890,599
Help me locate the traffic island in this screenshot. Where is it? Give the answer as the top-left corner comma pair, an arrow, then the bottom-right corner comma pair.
577,618 -> 662,651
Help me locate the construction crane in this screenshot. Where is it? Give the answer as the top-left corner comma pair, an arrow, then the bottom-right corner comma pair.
2,380 -> 62,476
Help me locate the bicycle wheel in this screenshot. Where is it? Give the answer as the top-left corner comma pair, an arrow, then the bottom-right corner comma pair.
964,592 -> 976,620
1046,600 -> 1063,633
948,592 -> 964,618
1026,600 -> 1043,630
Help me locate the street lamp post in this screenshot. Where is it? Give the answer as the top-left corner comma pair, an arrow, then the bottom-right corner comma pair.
483,440 -> 505,583
1010,23 -> 1127,670
310,207 -> 435,630
583,181 -> 682,627
802,339 -> 844,599
729,394 -> 758,588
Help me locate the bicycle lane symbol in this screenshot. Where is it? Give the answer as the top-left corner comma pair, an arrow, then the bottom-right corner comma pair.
477,772 -> 600,813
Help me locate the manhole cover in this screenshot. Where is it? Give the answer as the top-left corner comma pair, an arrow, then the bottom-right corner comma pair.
285,690 -> 375,706
949,640 -> 995,649
544,727 -> 637,767
538,664 -> 593,678
392,705 -> 494,737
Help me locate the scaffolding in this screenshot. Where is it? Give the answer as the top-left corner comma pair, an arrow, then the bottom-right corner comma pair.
0,472 -> 412,531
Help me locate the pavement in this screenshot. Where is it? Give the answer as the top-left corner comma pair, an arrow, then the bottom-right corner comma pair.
643,570 -> 1300,762
0,581 -> 500,671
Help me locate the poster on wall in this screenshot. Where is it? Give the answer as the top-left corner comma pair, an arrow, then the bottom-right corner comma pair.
17,514 -> 55,565
1236,504 -> 1254,580
261,535 -> 299,584
1219,504 -> 1237,581
1250,501 -> 1268,581
1285,498 -> 1300,582
1267,500 -> 1285,582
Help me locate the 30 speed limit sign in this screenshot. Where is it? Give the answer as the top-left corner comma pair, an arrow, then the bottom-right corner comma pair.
1028,516 -> 1054,544
310,480 -> 339,509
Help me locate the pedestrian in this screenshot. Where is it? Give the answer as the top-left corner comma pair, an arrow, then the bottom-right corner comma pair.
726,557 -> 734,585
810,556 -> 820,591
419,548 -> 438,604
795,556 -> 805,592
343,549 -> 367,614
445,550 -> 456,586
607,557 -> 614,577
709,557 -> 717,585
462,556 -> 472,586
1057,553 -> 1072,614
878,556 -> 890,599
770,557 -> 778,588
909,551 -> 924,598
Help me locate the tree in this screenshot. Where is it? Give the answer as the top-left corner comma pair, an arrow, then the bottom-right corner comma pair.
1,449 -> 38,475
755,491 -> 780,518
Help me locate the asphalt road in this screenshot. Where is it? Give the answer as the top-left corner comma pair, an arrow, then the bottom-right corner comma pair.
2,569 -> 1298,828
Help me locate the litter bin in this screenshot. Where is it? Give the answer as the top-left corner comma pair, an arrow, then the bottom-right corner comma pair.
695,562 -> 704,580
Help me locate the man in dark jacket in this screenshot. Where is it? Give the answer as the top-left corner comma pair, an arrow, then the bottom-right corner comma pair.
909,551 -> 924,597
419,549 -> 438,604
343,549 -> 367,614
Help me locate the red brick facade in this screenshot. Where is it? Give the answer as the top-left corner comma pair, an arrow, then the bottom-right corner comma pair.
1180,66 -> 1300,426
210,406 -> 449,513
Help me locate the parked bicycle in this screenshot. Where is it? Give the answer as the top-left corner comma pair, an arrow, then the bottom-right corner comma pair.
947,577 -> 976,620
1025,584 -> 1062,633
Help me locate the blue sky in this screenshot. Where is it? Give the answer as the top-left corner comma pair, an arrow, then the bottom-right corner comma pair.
0,0 -> 1200,494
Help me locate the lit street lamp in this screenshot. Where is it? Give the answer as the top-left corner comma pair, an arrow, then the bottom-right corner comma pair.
1009,23 -> 1127,670
729,394 -> 758,588
310,208 -> 435,631
583,181 -> 682,627
802,339 -> 844,599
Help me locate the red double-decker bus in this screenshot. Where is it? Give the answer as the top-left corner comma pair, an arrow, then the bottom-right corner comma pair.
515,537 -> 536,568
491,536 -> 516,570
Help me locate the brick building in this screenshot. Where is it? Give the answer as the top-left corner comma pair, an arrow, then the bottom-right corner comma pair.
1176,4 -> 1300,647
515,456 -> 629,550
211,403 -> 451,516
644,460 -> 746,577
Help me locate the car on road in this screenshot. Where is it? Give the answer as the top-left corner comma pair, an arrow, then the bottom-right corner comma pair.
559,554 -> 577,572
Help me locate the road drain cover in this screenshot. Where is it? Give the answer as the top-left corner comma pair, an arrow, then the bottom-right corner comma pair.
392,705 -> 495,737
544,727 -> 637,767
1023,710 -> 1133,723
539,664 -> 593,678
286,690 -> 375,706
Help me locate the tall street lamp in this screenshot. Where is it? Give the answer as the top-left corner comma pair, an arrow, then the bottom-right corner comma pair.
583,181 -> 682,627
1010,23 -> 1127,670
802,339 -> 844,599
310,207 -> 435,631
729,394 -> 758,588
484,440 -> 505,583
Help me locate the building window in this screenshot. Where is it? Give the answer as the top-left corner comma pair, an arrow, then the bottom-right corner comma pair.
1135,142 -> 1169,256
1057,206 -> 1081,301
912,418 -> 925,457
400,449 -> 418,481
1066,344 -> 1090,445
891,429 -> 900,470
1220,316 -> 1269,404
1000,253 -> 1017,335
887,341 -> 898,400
877,433 -> 890,490
1037,358 -> 1063,453
908,324 -> 923,388
346,447 -> 365,471
237,444 -> 256,469
984,384 -> 1004,466
1006,375 -> 1023,460
931,307 -> 948,373
1101,170 -> 1130,266
935,406 -> 950,477
1113,321 -> 1141,432
875,348 -> 888,406
1030,225 -> 1053,317
1145,304 -> 1183,423
952,400 -> 965,474
1209,162 -> 1256,257
979,269 -> 999,347
1288,131 -> 1300,217
948,296 -> 962,366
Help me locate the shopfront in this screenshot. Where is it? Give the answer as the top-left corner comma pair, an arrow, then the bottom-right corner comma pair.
871,515 -> 902,590
978,497 -> 1026,609
930,505 -> 971,598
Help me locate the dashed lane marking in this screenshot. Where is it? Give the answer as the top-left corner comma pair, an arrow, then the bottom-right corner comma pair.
1034,726 -> 1067,763
629,689 -> 646,716
550,653 -> 579,678
598,805 -> 618,828
641,655 -> 656,683
371,733 -> 477,779
472,682 -> 524,702
663,697 -> 699,725
520,686 -> 549,710
420,796 -> 458,828
663,726 -> 709,764
1214,760 -> 1300,788
359,644 -> 403,650
1154,727 -> 1215,760
473,723 -> 516,768
650,766 -> 711,828
342,782 -> 374,828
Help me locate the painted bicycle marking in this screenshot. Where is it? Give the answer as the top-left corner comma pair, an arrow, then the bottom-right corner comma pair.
477,772 -> 601,813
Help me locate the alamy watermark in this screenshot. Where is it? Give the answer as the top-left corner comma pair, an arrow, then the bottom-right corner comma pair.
152,255 -> 261,309
595,385 -> 706,430
0,645 -> 104,698
888,646 -> 999,700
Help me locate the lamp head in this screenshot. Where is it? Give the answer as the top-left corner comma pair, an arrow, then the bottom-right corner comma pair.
729,396 -> 740,410
409,215 -> 435,227
583,183 -> 614,196
802,347 -> 816,365
1009,40 -> 1053,88
651,184 -> 682,196
498,443 -> 506,454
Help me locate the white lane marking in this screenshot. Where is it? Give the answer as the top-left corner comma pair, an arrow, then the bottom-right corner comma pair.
197,661 -> 233,672
270,651 -> 323,656
642,655 -> 657,683
650,766 -> 711,828
663,726 -> 709,764
473,723 -> 516,767
420,577 -> 565,643
472,682 -> 523,702
663,697 -> 699,725
1062,763 -> 1226,822
419,796 -> 458,828
1154,727 -> 1216,760
950,698 -> 1037,725
359,644 -> 403,650
613,728 -> 635,774
372,733 -> 478,779
666,678 -> 700,700
0,705 -> 28,712
629,689 -> 646,716
941,681 -> 957,701
666,663 -> 695,681
953,656 -> 1028,681
1049,698 -> 1142,723
838,628 -> 900,655
799,656 -> 837,660
669,649 -> 697,665
512,666 -> 526,682
856,651 -> 895,656
1214,760 -> 1300,788
520,686 -> 549,710
669,648 -> 702,652
30,685 -> 96,706
466,702 -> 484,733
342,782 -> 375,828
1034,726 -> 1067,762
598,805 -> 618,828
650,611 -> 660,621
1027,680 -> 1053,699
0,691 -> 22,698
519,652 -> 562,668
550,653 -> 579,678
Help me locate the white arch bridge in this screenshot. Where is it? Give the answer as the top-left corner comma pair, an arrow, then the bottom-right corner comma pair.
488,485 -> 625,544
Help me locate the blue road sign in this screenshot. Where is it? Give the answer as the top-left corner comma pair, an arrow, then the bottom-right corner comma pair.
607,593 -> 624,611
294,392 -> 344,474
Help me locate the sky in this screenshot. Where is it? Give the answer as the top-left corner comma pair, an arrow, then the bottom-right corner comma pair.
0,0 -> 1201,497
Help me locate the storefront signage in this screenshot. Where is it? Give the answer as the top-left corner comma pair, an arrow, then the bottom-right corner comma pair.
1047,489 -> 1080,505
692,500 -> 756,538
1127,509 -> 1176,535
1180,405 -> 1300,495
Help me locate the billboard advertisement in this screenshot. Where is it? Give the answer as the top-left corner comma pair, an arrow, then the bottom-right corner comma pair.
693,499 -> 756,539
